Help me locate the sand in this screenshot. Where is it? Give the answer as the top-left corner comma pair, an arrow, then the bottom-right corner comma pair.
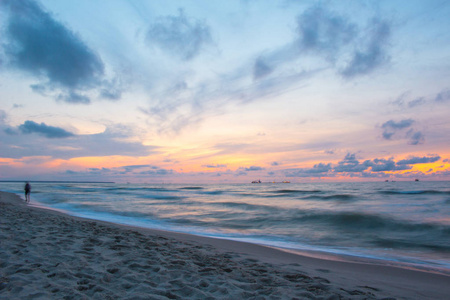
1,191 -> 449,299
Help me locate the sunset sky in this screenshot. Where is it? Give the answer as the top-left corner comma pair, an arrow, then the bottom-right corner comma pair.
1,0 -> 449,183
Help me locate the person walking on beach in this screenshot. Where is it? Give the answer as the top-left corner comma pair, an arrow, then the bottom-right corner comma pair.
24,182 -> 31,203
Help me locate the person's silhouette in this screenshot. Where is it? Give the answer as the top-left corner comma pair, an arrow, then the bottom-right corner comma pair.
24,182 -> 31,203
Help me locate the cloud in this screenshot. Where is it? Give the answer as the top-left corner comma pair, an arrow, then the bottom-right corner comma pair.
435,89 -> 450,102
340,19 -> 391,78
0,0 -> 110,103
334,153 -> 370,173
203,164 -> 227,168
121,165 -> 154,173
382,119 -> 414,131
381,119 -> 424,144
138,168 -> 173,176
397,155 -> 441,165
56,91 -> 91,104
99,78 -> 124,101
146,9 -> 212,61
253,57 -> 275,80
0,110 -> 7,123
244,166 -> 265,171
63,165 -> 175,181
407,97 -> 426,108
393,88 -> 450,110
283,153 -> 423,178
293,5 -> 391,78
285,163 -> 332,177
250,6 -> 358,82
141,4 -> 394,134
365,158 -> 410,172
407,130 -> 424,145
271,161 -> 279,166
295,6 -> 356,58
0,123 -> 156,159
13,120 -> 75,138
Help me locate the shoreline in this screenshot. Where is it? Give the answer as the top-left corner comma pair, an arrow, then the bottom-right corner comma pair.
1,191 -> 449,299
27,191 -> 450,277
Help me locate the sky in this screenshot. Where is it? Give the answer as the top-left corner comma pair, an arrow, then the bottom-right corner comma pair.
1,0 -> 450,183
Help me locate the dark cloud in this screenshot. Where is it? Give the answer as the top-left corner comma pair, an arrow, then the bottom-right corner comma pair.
109,164 -> 173,176
393,88 -> 450,110
271,161 -> 279,166
234,170 -> 248,177
382,119 -> 414,131
407,97 -> 426,108
366,158 -> 410,172
0,123 -> 156,159
56,91 -> 91,104
340,19 -> 391,78
334,153 -> 370,173
3,127 -> 18,135
397,156 -> 441,165
203,164 -> 227,168
0,110 -> 7,123
296,6 -> 356,57
63,165 -> 174,181
244,166 -> 265,171
253,57 -> 274,80
146,9 -> 212,61
99,77 -> 126,101
138,168 -> 173,176
407,130 -> 424,145
381,119 -> 421,143
294,6 -> 391,78
250,6 -> 358,82
282,153 -> 430,178
307,163 -> 332,173
285,163 -> 332,177
14,120 -> 75,138
65,170 -> 78,175
435,89 -> 450,102
144,5 -> 394,133
0,0 -> 112,103
122,165 -> 154,173
86,167 -> 112,175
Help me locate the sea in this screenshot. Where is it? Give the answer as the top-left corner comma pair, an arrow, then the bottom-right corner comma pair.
1,181 -> 449,275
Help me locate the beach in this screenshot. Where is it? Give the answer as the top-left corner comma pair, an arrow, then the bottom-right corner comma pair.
1,191 -> 449,299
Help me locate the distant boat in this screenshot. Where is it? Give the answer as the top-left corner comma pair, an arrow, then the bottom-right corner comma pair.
415,179 -> 419,181
282,181 -> 290,183
252,180 -> 261,183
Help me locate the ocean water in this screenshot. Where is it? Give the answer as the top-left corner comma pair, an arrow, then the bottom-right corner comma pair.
2,181 -> 449,274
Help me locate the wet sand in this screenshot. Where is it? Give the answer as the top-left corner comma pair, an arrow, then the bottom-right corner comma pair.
1,191 -> 449,299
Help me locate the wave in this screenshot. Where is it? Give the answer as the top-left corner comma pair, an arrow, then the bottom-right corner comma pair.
380,190 -> 450,195
213,201 -> 278,212
298,211 -> 450,236
201,191 -> 225,195
302,194 -> 356,201
141,195 -> 186,200
373,237 -> 450,252
271,189 -> 322,194
180,187 -> 204,190
106,187 -> 175,192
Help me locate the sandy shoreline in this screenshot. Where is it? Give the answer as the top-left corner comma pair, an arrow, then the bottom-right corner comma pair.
1,191 -> 449,299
